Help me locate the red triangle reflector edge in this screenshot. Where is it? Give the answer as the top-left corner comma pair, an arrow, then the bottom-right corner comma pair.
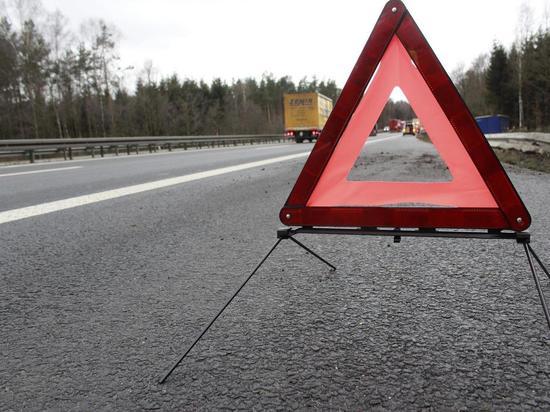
279,0 -> 531,232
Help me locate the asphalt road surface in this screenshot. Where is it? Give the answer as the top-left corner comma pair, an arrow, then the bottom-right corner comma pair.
1,134 -> 550,410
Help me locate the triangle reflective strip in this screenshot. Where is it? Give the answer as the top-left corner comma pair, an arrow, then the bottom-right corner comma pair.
307,36 -> 497,209
280,0 -> 531,231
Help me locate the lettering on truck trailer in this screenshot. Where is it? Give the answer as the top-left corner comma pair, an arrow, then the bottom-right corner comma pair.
289,98 -> 314,106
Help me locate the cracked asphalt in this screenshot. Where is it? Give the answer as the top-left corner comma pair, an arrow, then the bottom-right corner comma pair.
1,135 -> 549,410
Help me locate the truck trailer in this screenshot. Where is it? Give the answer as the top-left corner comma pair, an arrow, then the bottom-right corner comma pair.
283,92 -> 333,143
475,115 -> 510,134
388,118 -> 404,132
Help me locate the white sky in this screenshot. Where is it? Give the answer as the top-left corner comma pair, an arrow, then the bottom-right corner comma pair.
40,0 -> 550,89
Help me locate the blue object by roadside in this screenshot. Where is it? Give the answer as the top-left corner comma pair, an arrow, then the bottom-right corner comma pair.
476,115 -> 510,134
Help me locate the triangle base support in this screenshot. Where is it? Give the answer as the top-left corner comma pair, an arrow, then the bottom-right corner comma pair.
524,243 -> 550,331
281,226 -> 549,333
158,226 -> 549,384
280,226 -> 531,243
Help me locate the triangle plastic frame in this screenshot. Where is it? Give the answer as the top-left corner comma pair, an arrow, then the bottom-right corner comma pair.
279,0 -> 531,232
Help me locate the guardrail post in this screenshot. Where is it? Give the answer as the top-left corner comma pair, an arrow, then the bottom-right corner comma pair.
148,144 -> 152,154
135,145 -> 139,155
68,147 -> 73,160
168,143 -> 172,152
90,147 -> 95,158
28,150 -> 35,163
63,149 -> 67,160
100,145 -> 104,157
115,146 -> 119,156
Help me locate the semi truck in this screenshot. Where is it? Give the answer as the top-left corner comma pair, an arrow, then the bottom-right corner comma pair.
283,92 -> 333,143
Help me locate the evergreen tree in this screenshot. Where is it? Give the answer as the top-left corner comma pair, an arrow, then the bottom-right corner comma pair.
486,42 -> 514,116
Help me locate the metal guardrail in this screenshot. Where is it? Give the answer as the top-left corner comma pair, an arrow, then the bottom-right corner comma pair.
0,134 -> 286,163
2,132 -> 547,165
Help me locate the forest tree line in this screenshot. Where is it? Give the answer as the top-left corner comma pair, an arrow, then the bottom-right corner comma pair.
453,5 -> 550,131
0,5 -> 341,139
0,1 -> 549,139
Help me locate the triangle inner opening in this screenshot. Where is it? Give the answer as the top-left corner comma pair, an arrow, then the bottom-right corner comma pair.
306,36 -> 497,209
347,87 -> 451,183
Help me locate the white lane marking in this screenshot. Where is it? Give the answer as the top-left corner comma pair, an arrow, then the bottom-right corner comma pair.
0,134 -> 401,225
365,135 -> 402,145
0,152 -> 310,225
0,166 -> 82,178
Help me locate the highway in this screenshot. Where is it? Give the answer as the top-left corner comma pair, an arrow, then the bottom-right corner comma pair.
1,134 -> 550,410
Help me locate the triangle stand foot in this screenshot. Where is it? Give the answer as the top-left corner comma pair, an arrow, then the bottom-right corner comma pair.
524,243 -> 550,332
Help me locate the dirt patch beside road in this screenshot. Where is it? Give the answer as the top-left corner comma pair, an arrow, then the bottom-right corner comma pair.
492,147 -> 550,173
416,133 -> 550,174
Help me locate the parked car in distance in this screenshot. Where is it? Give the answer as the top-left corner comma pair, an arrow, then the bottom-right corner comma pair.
370,126 -> 377,136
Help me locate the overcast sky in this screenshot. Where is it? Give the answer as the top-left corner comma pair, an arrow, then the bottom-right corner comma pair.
40,0 -> 550,89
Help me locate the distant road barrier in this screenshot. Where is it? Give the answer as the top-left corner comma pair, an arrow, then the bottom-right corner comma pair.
0,134 -> 287,163
486,132 -> 550,155
416,131 -> 550,155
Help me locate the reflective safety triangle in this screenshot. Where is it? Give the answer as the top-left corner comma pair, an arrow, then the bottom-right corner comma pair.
280,0 -> 531,231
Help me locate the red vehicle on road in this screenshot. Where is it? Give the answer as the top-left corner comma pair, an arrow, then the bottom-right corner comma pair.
388,119 -> 404,132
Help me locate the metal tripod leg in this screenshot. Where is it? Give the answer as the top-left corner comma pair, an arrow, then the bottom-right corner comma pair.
159,238 -> 283,384
523,244 -> 550,332
527,244 -> 550,282
288,236 -> 337,271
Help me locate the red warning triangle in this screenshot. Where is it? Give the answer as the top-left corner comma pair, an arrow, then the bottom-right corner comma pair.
280,0 -> 531,232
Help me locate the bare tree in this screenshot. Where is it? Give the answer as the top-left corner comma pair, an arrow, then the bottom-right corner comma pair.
141,59 -> 157,86
4,0 -> 43,29
44,9 -> 70,137
451,63 -> 465,89
516,1 -> 534,129
79,19 -> 121,136
544,0 -> 550,31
